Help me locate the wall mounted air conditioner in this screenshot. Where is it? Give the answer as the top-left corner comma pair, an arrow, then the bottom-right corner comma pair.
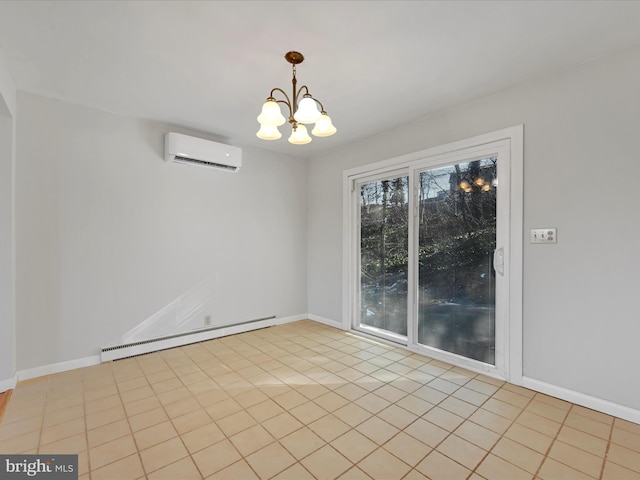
164,132 -> 242,172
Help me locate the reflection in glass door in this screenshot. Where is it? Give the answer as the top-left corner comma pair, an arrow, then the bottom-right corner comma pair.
358,175 -> 409,340
417,158 -> 497,364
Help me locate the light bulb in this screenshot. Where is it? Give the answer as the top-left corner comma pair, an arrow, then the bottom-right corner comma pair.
294,95 -> 322,124
257,99 -> 286,127
288,124 -> 312,145
312,113 -> 337,137
256,124 -> 282,140
459,180 -> 470,190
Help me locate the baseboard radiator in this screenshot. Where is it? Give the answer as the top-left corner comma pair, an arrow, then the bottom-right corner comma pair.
100,315 -> 276,362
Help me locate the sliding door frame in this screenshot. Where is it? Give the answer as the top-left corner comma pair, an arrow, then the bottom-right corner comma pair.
343,125 -> 524,384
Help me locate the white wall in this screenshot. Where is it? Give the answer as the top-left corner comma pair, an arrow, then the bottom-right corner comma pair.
307,46 -> 640,412
16,92 -> 308,370
0,48 -> 16,389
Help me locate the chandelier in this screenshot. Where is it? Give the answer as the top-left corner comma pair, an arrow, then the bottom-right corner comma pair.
256,51 -> 336,145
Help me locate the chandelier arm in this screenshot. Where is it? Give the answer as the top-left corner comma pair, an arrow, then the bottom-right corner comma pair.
269,88 -> 294,118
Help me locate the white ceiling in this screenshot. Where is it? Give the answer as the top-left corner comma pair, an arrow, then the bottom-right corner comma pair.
2,0 -> 640,158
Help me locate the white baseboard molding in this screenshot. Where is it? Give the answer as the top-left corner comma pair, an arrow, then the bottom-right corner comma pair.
307,314 -> 345,330
101,313 -> 308,362
17,355 -> 101,382
523,376 -> 640,425
0,375 -> 17,392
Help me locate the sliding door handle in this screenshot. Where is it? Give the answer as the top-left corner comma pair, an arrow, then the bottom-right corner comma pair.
493,247 -> 504,276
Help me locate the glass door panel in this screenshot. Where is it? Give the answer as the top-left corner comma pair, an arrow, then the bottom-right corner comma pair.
417,158 -> 497,364
358,175 -> 409,339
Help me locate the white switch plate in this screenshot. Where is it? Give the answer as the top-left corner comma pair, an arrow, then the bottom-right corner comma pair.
530,228 -> 557,244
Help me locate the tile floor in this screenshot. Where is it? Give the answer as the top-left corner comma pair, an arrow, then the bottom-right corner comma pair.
0,320 -> 639,479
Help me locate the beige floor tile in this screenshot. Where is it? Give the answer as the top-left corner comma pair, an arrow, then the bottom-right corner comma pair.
123,395 -> 162,417
504,422 -> 554,454
548,440 -> 603,477
308,413 -> 351,442
314,391 -> 350,412
331,429 -> 377,463
395,394 -> 435,417
337,465 -> 373,479
437,434 -> 486,470
358,392 -> 392,414
570,404 -> 614,424
272,462 -> 316,479
556,424 -> 608,457
515,411 -> 561,437
452,386 -> 490,406
491,437 -> 544,474
416,450 -> 472,480
246,441 -> 298,479
4,322 -> 640,480
133,420 -> 179,451
171,408 -> 213,435
355,416 -> 399,445
89,434 -> 138,471
180,421 -> 225,454
402,469 -> 430,480
601,459 -> 640,479
438,395 -> 477,419
615,417 -> 640,435
156,386 -> 193,406
290,400 -> 329,424
129,406 -> 169,432
476,453 -> 532,480
358,447 -> 412,480
216,409 -> 257,437
384,431 -> 431,467
229,424 -> 275,457
139,436 -> 189,474
91,453 -> 145,480
377,403 -> 418,429
611,426 -> 640,453
162,396 -> 200,418
192,438 -> 242,477
374,384 -> 407,403
537,457 -> 595,480
0,430 -> 40,454
273,389 -> 309,410
262,411 -> 304,439
40,417 -> 86,445
281,427 -> 326,460
483,397 -> 523,420
210,460 -> 259,480
246,398 -> 286,423
404,418 -> 448,448
301,444 -> 352,479
525,400 -> 570,423
147,456 -> 202,480
423,406 -> 465,432
39,431 -> 87,454
564,411 -> 612,439
607,443 -> 640,474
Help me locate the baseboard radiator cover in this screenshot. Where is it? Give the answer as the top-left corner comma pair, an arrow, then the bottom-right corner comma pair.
101,316 -> 277,362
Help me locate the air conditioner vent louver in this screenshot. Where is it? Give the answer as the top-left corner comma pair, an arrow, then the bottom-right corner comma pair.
164,132 -> 242,172
173,156 -> 238,171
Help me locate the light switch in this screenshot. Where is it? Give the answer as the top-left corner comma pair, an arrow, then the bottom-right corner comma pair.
530,228 -> 557,244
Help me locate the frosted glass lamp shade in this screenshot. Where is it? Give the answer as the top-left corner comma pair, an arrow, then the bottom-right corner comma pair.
288,124 -> 312,144
257,100 -> 286,126
293,96 -> 322,124
256,124 -> 282,140
311,113 -> 337,137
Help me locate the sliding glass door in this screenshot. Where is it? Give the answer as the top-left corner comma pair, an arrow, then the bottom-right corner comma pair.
356,174 -> 409,342
348,133 -> 517,377
417,158 -> 497,364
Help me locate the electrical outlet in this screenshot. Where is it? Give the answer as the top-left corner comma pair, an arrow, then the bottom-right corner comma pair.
530,228 -> 557,244
204,315 -> 212,326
